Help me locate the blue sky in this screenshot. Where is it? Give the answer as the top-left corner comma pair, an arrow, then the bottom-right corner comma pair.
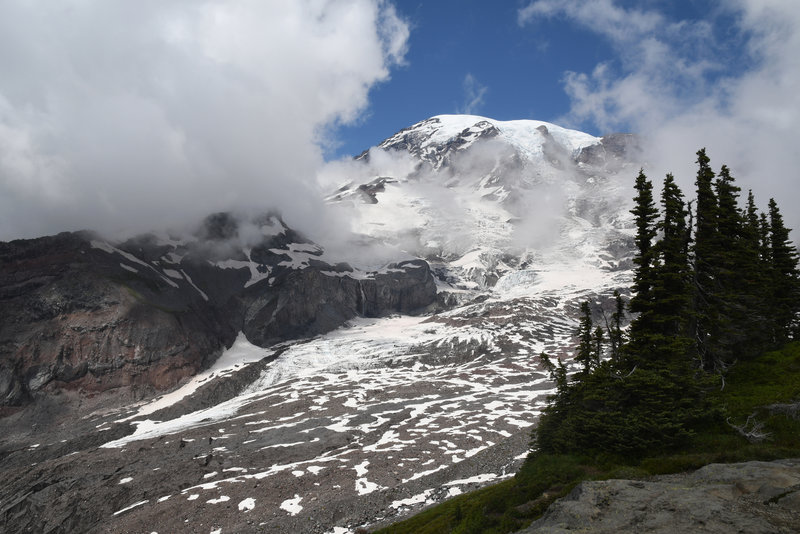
332,1 -> 603,156
332,1 -> 751,158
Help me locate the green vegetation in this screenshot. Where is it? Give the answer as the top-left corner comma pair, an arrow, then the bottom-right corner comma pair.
374,150 -> 800,533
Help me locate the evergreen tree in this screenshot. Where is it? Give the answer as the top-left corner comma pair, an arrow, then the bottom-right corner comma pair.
742,190 -> 761,245
710,165 -> 753,362
692,148 -> 720,369
768,198 -> 800,342
592,326 -> 604,364
649,173 -> 694,365
575,302 -> 597,373
715,165 -> 741,240
735,189 -> 772,355
626,170 -> 659,365
759,212 -> 772,263
742,190 -> 763,275
607,290 -> 625,362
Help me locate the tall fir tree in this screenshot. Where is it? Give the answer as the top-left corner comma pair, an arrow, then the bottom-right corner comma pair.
626,170 -> 659,366
767,198 -> 800,342
649,173 -> 694,365
607,290 -> 626,362
736,189 -> 773,355
692,148 -> 720,370
710,165 -> 753,362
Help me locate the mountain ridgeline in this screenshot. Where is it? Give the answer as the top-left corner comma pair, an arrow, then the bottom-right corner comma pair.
0,114 -> 646,533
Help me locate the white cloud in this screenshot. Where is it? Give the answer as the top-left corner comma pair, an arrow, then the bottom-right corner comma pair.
459,73 -> 488,115
0,0 -> 409,241
519,0 -> 800,233
518,0 -> 662,42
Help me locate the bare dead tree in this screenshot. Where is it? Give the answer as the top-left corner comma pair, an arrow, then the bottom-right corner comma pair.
727,413 -> 771,442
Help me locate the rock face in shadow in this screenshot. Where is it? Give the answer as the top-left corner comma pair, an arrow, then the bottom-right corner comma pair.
522,459 -> 800,534
242,259 -> 436,346
0,216 -> 437,414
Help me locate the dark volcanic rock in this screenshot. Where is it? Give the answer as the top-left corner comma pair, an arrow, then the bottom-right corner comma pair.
0,220 -> 437,415
242,259 -> 437,346
576,132 -> 640,168
0,232 -> 233,410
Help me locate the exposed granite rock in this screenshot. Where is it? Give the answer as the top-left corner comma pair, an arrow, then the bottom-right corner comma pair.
521,459 -> 800,533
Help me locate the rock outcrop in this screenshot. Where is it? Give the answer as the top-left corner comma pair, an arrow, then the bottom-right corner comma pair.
0,215 -> 437,415
521,459 -> 800,533
0,232 -> 234,410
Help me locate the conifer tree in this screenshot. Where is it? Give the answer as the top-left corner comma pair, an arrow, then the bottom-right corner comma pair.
575,301 -> 596,373
692,148 -> 720,369
767,198 -> 800,342
735,189 -> 772,355
626,170 -> 659,365
592,326 -> 604,364
742,190 -> 763,263
709,165 -> 752,362
649,173 -> 693,365
759,212 -> 772,263
607,290 -> 625,362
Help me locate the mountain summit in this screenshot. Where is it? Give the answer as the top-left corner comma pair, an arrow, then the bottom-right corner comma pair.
336,114 -> 639,291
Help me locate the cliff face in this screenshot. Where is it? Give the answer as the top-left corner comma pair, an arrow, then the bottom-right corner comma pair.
0,232 -> 228,408
241,259 -> 436,346
0,220 -> 437,413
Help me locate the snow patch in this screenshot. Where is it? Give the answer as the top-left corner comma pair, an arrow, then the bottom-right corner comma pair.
238,497 -> 255,512
112,500 -> 149,516
280,494 -> 303,515
391,489 -> 433,509
444,473 -> 499,486
355,478 -> 383,495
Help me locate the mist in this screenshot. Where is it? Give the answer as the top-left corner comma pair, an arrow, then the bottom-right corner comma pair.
314,131 -> 619,271
0,1 -> 409,242
520,0 -> 800,234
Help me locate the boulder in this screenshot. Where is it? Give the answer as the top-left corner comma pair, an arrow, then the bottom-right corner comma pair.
521,459 -> 800,533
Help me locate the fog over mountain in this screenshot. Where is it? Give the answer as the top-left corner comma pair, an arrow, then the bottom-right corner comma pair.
2,1 -> 798,245
0,0 -> 408,241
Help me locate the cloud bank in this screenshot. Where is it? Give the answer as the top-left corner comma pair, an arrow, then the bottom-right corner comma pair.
519,0 -> 800,233
0,0 -> 409,241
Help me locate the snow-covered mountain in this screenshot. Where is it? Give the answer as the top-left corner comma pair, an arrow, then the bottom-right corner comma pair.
337,114 -> 637,292
0,115 -> 642,533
